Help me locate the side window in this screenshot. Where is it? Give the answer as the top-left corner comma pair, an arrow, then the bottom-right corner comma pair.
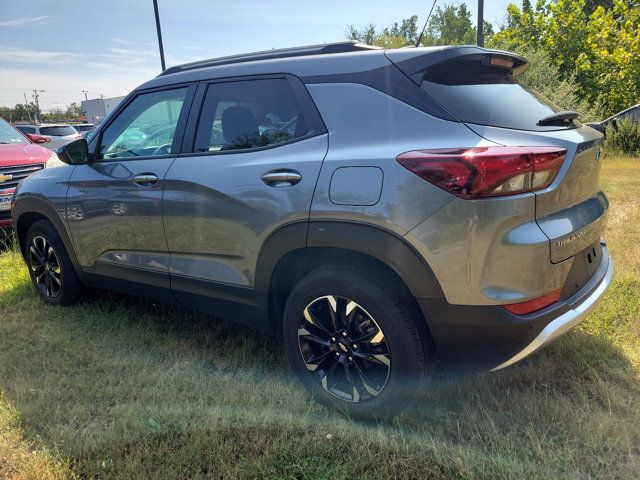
194,78 -> 308,153
17,126 -> 36,134
98,87 -> 188,160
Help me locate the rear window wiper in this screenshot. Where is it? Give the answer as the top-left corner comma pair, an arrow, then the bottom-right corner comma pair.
537,111 -> 579,126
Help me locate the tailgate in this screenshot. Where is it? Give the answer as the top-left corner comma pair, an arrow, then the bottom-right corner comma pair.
464,124 -> 607,263
535,138 -> 607,262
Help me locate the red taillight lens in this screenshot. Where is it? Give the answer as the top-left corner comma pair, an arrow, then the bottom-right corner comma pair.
503,289 -> 561,315
397,146 -> 566,199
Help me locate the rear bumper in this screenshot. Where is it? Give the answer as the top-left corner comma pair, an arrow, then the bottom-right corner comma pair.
418,242 -> 612,372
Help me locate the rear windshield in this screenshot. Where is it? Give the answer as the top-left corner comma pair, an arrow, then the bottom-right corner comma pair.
420,59 -> 577,131
40,126 -> 77,136
73,125 -> 94,132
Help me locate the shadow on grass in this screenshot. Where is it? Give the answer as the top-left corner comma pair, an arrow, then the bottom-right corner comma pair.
0,273 -> 638,479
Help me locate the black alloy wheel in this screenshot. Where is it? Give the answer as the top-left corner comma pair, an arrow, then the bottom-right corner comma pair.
297,295 -> 392,403
29,235 -> 62,298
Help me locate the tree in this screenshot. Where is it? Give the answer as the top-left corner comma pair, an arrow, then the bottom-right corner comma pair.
347,3 -> 493,48
65,102 -> 82,118
346,16 -> 418,48
492,0 -> 640,115
427,4 -> 476,45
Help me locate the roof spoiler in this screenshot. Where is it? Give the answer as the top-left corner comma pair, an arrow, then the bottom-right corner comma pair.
385,46 -> 529,84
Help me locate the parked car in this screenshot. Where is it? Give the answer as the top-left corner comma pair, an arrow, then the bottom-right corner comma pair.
14,124 -> 81,150
71,123 -> 96,138
11,42 -> 612,417
0,118 -> 58,231
587,104 -> 640,133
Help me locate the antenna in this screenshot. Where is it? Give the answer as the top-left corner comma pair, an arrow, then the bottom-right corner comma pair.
415,0 -> 438,47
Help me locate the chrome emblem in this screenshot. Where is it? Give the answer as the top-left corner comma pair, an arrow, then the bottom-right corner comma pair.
0,174 -> 13,183
556,228 -> 587,248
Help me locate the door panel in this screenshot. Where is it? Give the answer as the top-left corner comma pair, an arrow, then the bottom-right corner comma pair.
66,85 -> 193,291
66,158 -> 175,274
163,134 -> 328,288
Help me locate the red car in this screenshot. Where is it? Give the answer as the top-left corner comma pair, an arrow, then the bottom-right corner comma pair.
0,118 -> 55,229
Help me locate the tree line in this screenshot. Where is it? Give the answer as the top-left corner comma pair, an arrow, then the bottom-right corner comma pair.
0,102 -> 83,124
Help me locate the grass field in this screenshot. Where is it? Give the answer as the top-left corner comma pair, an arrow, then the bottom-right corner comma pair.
0,156 -> 639,480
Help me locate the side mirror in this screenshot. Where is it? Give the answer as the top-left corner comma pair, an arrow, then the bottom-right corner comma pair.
611,117 -> 619,130
26,133 -> 50,144
56,138 -> 89,165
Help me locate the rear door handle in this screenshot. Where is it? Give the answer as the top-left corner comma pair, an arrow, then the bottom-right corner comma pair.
261,170 -> 302,187
132,174 -> 158,186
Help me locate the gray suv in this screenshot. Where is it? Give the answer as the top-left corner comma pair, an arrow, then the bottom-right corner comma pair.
12,42 -> 612,416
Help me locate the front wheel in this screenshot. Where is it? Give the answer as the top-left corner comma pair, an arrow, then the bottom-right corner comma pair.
25,220 -> 82,306
283,264 -> 434,418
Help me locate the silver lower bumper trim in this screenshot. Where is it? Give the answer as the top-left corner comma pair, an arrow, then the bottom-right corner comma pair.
490,253 -> 614,372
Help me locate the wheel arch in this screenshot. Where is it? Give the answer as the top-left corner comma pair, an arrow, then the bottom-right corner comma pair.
255,221 -> 444,332
13,197 -> 85,283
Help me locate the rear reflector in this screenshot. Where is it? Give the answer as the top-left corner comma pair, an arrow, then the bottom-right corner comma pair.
397,146 -> 566,199
503,289 -> 561,315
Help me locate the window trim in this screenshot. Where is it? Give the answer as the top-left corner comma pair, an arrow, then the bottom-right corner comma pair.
90,82 -> 197,163
179,73 -> 327,158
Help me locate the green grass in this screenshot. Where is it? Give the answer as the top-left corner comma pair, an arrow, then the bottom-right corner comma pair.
1,155 -> 639,479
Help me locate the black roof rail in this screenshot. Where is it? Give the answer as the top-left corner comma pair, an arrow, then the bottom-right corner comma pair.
159,41 -> 381,77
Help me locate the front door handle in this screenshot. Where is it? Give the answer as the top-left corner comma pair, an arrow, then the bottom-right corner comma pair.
261,170 -> 302,187
132,173 -> 158,187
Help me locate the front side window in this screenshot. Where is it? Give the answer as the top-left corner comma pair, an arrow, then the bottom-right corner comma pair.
0,119 -> 28,144
194,78 -> 308,153
99,87 -> 187,160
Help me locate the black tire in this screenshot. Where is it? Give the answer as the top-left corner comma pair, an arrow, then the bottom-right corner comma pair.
283,264 -> 433,418
25,220 -> 81,306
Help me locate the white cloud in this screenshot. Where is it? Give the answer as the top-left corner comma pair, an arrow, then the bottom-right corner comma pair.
0,16 -> 51,27
111,37 -> 156,48
0,46 -> 80,65
0,66 -> 158,111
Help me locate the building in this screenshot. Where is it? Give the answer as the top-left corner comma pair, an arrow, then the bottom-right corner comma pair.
81,96 -> 125,125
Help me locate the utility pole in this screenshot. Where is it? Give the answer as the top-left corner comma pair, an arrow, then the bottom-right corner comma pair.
153,0 -> 166,71
82,90 -> 88,101
23,92 -> 32,123
32,89 -> 45,123
477,0 -> 485,47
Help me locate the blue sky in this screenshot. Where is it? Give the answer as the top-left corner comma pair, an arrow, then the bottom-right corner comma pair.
0,0 -> 514,111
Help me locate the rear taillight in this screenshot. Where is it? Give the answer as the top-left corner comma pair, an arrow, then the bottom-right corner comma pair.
397,146 -> 566,199
503,289 -> 561,315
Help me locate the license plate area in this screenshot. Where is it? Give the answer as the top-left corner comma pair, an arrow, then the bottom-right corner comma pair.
0,194 -> 12,212
560,241 -> 603,300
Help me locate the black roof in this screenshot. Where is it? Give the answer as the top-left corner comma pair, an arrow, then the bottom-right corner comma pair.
159,41 -> 381,77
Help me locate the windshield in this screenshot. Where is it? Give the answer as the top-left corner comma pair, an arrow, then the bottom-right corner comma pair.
0,118 -> 28,144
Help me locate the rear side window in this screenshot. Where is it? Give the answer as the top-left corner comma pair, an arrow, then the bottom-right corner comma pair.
16,126 -> 36,134
420,57 -> 575,131
194,78 -> 309,153
39,126 -> 77,136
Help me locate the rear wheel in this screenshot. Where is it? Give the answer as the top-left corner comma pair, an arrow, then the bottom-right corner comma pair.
25,220 -> 81,306
283,264 -> 433,418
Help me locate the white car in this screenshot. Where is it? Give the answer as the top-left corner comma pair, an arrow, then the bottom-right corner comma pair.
14,124 -> 81,150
